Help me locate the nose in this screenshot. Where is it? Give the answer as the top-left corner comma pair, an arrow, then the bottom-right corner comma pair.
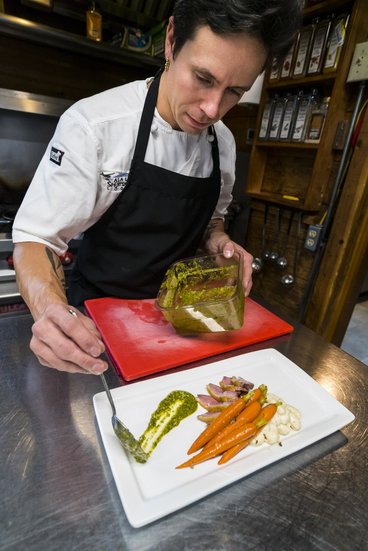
199,89 -> 223,121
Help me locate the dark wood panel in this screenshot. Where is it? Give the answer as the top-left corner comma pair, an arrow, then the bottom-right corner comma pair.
245,202 -> 314,319
223,104 -> 258,152
304,112 -> 368,344
261,149 -> 316,199
0,34 -> 149,99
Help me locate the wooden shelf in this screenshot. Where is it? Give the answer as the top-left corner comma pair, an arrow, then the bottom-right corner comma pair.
254,140 -> 320,149
304,0 -> 353,18
246,191 -> 305,209
266,72 -> 336,90
0,13 -> 162,70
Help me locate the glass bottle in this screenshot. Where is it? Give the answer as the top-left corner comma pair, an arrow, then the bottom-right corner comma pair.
86,2 -> 102,42
323,13 -> 350,73
279,93 -> 299,141
280,39 -> 298,79
258,97 -> 275,140
307,17 -> 331,75
268,57 -> 280,82
292,89 -> 318,142
293,24 -> 315,78
268,95 -> 287,140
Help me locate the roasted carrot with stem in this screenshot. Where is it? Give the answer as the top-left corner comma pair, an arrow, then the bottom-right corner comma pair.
203,400 -> 262,451
218,403 -> 279,465
177,418 -> 267,469
187,385 -> 267,455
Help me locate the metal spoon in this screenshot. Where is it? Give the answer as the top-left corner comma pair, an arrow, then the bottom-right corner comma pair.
269,207 -> 281,262
280,273 -> 295,286
277,210 -> 294,269
66,308 -> 147,461
100,373 -> 148,463
252,257 -> 263,272
262,203 -> 272,261
252,203 -> 269,272
281,211 -> 302,287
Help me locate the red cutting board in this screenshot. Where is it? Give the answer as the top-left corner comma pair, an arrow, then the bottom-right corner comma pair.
85,297 -> 293,381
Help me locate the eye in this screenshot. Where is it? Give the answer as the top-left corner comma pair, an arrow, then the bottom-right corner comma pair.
195,72 -> 212,86
228,88 -> 244,98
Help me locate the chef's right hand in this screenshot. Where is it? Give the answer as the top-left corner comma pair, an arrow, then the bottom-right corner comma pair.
30,304 -> 108,375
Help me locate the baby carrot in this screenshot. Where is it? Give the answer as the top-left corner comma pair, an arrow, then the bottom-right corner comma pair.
218,403 -> 278,465
187,385 -> 267,455
203,400 -> 262,451
177,419 -> 266,469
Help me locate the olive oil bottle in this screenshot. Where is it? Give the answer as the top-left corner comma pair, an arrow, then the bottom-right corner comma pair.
86,2 -> 102,42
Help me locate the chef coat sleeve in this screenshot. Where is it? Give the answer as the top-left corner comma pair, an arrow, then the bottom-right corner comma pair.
12,110 -> 102,256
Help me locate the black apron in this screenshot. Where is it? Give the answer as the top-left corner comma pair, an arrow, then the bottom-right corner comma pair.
68,71 -> 222,306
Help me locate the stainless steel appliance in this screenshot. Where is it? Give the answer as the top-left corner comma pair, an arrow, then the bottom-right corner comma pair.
0,87 -> 74,311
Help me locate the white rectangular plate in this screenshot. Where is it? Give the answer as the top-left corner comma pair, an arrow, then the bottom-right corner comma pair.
93,348 -> 354,528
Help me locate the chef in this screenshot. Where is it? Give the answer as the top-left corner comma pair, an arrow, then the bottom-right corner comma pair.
12,0 -> 303,374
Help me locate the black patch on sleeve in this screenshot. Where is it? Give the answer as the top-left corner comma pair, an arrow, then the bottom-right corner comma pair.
50,147 -> 65,166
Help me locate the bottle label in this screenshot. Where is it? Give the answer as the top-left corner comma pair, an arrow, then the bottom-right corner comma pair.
292,101 -> 309,140
308,21 -> 330,74
293,27 -> 313,77
324,18 -> 346,69
259,103 -> 273,139
279,102 -> 295,140
269,103 -> 285,139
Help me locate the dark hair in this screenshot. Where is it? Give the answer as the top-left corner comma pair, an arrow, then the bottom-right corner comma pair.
171,0 -> 304,64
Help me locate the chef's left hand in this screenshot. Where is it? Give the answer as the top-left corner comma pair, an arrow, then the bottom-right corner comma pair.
203,224 -> 253,296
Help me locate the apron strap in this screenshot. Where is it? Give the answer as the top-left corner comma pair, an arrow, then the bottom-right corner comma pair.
130,70 -> 162,166
208,125 -> 220,179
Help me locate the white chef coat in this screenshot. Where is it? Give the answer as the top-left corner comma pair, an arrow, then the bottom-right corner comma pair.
12,78 -> 236,256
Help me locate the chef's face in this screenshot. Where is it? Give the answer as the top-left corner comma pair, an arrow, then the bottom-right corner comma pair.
158,18 -> 267,133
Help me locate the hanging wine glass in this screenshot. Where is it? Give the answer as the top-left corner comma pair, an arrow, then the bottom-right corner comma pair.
281,211 -> 302,287
277,210 -> 294,269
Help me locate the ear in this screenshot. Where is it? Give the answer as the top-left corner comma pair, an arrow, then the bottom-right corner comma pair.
165,16 -> 175,60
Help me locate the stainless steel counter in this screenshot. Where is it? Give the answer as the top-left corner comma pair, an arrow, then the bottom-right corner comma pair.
1,312 -> 367,550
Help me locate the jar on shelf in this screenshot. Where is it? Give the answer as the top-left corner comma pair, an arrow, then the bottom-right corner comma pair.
305,97 -> 330,143
291,89 -> 319,142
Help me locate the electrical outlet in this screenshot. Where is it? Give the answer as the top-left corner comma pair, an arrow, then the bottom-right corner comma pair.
304,225 -> 322,252
347,41 -> 368,82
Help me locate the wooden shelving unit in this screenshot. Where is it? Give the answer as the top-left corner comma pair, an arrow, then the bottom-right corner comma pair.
243,0 -> 368,326
246,0 -> 367,212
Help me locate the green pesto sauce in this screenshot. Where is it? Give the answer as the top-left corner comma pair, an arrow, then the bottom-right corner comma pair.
157,260 -> 244,334
114,420 -> 149,464
176,284 -> 235,306
138,390 -> 197,456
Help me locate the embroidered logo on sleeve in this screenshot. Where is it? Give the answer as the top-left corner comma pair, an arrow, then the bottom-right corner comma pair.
50,147 -> 65,166
101,171 -> 129,191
